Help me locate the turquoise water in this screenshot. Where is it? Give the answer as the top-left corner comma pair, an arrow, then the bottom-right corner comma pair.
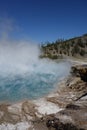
0,42 -> 71,102
0,60 -> 71,102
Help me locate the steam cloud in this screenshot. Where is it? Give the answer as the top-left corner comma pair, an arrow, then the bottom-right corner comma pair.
0,18 -> 71,102
0,40 -> 40,75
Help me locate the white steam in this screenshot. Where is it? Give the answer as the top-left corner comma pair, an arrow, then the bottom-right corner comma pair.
0,40 -> 40,75
0,39 -> 71,102
0,18 -> 71,102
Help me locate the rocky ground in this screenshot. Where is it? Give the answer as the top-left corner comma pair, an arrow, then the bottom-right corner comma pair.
0,64 -> 87,130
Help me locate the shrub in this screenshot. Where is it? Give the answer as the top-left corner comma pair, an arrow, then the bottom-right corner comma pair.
80,49 -> 85,56
65,44 -> 70,51
47,54 -> 58,59
71,40 -> 75,47
77,38 -> 85,48
74,45 -> 80,54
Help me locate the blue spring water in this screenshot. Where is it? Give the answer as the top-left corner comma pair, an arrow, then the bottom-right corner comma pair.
0,42 -> 71,102
0,60 -> 71,102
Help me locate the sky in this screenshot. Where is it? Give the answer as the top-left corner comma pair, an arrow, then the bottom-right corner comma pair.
0,0 -> 87,43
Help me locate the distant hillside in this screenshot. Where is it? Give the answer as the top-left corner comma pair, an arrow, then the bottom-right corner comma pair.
40,34 -> 87,59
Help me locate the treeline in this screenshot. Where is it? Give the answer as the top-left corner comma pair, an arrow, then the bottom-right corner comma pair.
41,34 -> 87,59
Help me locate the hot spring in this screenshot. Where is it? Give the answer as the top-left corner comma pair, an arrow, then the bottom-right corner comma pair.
0,40 -> 71,102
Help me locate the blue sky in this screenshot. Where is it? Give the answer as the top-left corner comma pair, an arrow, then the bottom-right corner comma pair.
0,0 -> 87,43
